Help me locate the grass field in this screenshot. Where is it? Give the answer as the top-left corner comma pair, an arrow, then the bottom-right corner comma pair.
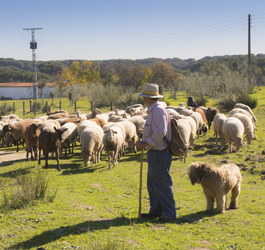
0,88 -> 264,250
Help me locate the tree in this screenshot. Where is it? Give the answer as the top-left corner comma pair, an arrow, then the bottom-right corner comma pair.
57,60 -> 101,88
38,80 -> 48,104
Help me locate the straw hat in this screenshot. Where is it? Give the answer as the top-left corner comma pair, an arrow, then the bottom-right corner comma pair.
137,83 -> 163,98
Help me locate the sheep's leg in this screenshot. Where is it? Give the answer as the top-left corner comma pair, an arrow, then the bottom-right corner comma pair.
71,143 -> 74,154
33,144 -> 38,160
30,145 -> 34,160
215,133 -> 218,146
108,151 -> 112,169
44,152 -> 49,169
16,140 -> 19,152
38,145 -> 41,165
56,143 -> 61,171
113,149 -> 119,166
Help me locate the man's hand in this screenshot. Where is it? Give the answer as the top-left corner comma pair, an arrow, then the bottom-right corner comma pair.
135,141 -> 148,149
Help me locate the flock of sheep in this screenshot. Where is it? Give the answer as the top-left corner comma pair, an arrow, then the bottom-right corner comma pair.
0,101 -> 257,171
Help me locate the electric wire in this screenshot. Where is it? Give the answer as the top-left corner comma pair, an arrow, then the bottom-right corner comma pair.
38,17 -> 247,60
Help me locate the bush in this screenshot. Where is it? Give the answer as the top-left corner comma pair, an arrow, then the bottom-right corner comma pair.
0,104 -> 14,116
1,168 -> 57,209
237,94 -> 258,109
218,94 -> 236,111
196,97 -> 208,107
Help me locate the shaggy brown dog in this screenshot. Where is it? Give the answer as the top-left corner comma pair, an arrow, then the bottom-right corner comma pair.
188,162 -> 242,214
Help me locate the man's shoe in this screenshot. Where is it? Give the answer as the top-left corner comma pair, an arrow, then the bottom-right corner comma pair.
158,215 -> 176,222
141,213 -> 162,218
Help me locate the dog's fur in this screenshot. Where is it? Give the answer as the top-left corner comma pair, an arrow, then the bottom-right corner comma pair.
188,162 -> 242,214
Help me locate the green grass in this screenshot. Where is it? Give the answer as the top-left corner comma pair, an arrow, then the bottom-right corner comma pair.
0,88 -> 265,249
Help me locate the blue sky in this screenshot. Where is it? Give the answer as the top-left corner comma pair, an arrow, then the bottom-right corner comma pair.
1,0 -> 265,61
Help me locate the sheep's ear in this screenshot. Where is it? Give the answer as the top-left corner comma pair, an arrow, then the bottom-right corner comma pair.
113,131 -> 118,134
63,128 -> 68,132
54,126 -> 57,131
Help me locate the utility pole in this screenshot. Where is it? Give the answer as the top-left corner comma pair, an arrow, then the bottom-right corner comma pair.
248,14 -> 251,92
23,28 -> 42,100
248,14 -> 251,64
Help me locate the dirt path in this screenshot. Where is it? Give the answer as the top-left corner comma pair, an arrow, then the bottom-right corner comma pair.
0,150 -> 28,166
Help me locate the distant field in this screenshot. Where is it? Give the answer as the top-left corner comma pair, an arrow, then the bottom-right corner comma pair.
0,87 -> 264,250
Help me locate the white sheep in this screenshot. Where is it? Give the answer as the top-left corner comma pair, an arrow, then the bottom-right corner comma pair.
183,116 -> 196,146
102,122 -> 115,132
37,120 -> 61,132
127,115 -> 144,134
180,109 -> 194,116
59,122 -> 78,156
234,103 -> 257,124
213,114 -> 227,146
103,124 -> 125,169
230,113 -> 255,144
229,108 -> 255,126
80,126 -> 104,166
77,120 -> 101,137
96,113 -> 109,123
125,104 -> 144,114
117,119 -> 137,153
167,109 -> 181,120
75,110 -> 88,120
108,115 -> 123,122
137,120 -> 146,139
222,117 -> 244,152
190,111 -> 207,137
176,119 -> 192,162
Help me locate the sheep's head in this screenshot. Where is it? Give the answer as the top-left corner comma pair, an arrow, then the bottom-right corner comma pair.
104,129 -> 117,142
234,138 -> 244,151
245,133 -> 254,145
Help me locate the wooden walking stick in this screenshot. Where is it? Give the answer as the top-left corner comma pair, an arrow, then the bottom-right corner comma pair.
138,148 -> 144,220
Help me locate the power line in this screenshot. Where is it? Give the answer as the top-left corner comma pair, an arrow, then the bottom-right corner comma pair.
39,17 -> 247,59
0,10 -> 22,28
7,0 -> 33,27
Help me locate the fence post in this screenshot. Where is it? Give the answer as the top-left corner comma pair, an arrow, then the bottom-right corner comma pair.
13,102 -> 15,114
23,102 -> 25,115
30,100 -> 32,112
110,100 -> 113,111
60,101 -> 61,110
91,101 -> 93,111
74,101 -> 76,112
34,102 -> 36,116
46,101 -> 48,115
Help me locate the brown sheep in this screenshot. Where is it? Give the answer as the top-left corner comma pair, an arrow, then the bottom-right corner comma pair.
38,126 -> 66,171
206,107 -> 220,130
195,108 -> 207,123
48,110 -> 69,116
89,118 -> 106,128
3,119 -> 35,152
48,113 -> 69,120
25,123 -> 41,160
60,118 -> 82,126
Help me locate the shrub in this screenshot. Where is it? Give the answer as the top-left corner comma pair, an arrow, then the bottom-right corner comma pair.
237,94 -> 258,109
1,168 -> 57,209
0,104 -> 14,116
196,97 -> 208,107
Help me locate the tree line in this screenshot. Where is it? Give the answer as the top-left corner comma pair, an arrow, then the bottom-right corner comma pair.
1,55 -> 265,110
